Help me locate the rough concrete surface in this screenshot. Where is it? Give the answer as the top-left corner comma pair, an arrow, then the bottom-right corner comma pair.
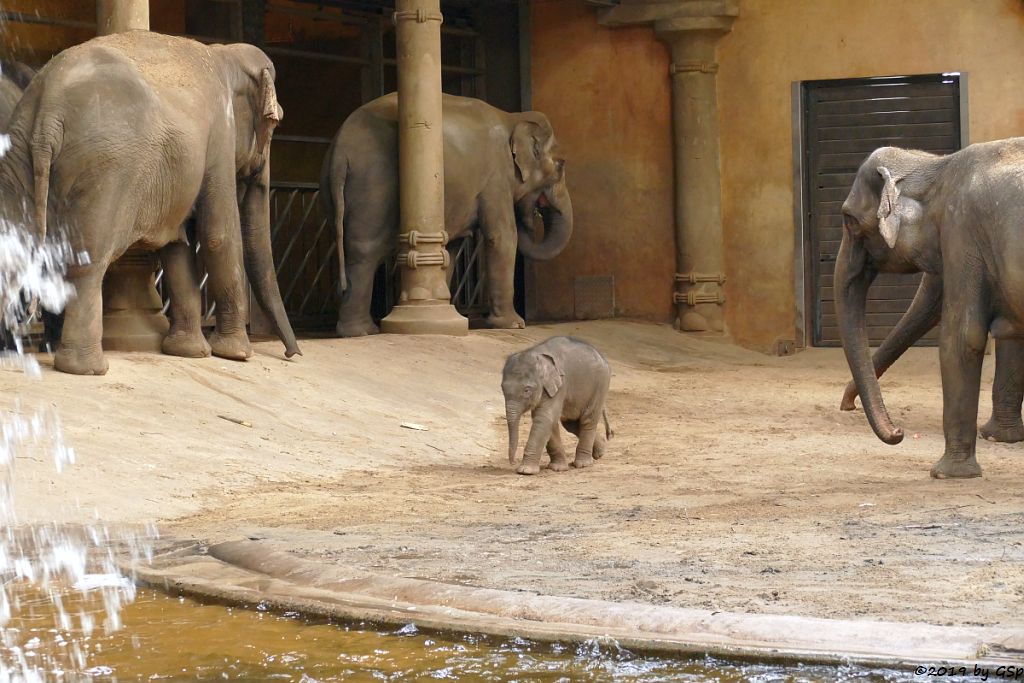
4,321 -> 1024,633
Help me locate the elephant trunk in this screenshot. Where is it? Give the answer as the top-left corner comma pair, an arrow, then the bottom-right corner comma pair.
836,230 -> 903,445
506,404 -> 522,465
516,181 -> 573,261
240,166 -> 301,358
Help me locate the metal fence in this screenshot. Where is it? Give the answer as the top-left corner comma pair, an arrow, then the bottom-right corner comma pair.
155,183 -> 488,331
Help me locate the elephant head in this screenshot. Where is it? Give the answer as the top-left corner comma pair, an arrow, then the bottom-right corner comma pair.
836,146 -> 943,445
213,43 -> 299,358
501,348 -> 564,464
510,112 -> 573,260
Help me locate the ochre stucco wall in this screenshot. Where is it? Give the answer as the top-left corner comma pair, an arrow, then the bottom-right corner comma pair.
529,1 -> 675,322
718,0 -> 1024,350
529,0 -> 1024,349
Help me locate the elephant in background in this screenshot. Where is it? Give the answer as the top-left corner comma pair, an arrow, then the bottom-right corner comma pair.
0,32 -> 299,374
321,93 -> 573,337
502,336 -> 612,475
836,139 -> 1024,478
838,276 -> 1024,445
0,59 -> 34,129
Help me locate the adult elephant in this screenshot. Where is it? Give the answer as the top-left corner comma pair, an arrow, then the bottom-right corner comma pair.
836,140 -> 1024,479
0,32 -> 299,374
838,277 -> 1024,445
0,59 -> 35,128
321,93 -> 573,337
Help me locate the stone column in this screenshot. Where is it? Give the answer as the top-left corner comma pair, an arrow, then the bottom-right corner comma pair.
380,0 -> 468,336
598,1 -> 737,333
96,0 -> 169,352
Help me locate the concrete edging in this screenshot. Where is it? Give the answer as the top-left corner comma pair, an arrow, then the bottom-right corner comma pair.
128,539 -> 1024,670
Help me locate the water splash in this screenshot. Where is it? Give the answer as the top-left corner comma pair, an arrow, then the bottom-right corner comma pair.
0,219 -> 155,680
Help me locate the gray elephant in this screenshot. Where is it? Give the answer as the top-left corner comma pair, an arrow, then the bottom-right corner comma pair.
0,59 -> 35,129
0,32 -> 299,374
838,278 -> 1024,445
836,139 -> 1024,478
321,93 -> 573,337
502,336 -> 612,475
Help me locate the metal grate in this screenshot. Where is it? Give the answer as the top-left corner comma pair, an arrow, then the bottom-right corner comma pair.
802,73 -> 963,347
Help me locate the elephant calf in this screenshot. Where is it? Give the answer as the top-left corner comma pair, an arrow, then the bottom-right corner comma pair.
502,336 -> 613,475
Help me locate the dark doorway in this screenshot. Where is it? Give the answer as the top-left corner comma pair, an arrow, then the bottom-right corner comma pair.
801,73 -> 964,347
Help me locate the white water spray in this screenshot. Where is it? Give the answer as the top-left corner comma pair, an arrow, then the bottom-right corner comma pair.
0,157 -> 155,681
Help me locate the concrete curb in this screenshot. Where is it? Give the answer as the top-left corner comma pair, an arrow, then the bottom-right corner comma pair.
129,539 -> 1024,670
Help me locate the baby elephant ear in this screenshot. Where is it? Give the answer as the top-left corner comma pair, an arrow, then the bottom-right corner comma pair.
876,166 -> 902,248
538,352 -> 564,398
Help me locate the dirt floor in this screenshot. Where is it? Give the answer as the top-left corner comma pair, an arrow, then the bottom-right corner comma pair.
4,320 -> 1024,628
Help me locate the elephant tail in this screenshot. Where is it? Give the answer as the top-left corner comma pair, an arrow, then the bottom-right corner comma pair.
603,408 -> 614,440
323,145 -> 349,295
30,122 -> 60,243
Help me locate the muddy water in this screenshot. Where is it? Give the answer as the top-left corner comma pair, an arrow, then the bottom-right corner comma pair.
0,584 -> 924,682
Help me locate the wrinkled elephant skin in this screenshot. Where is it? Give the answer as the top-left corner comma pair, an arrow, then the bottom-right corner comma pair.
837,139 -> 1024,478
321,93 -> 574,337
0,33 -> 299,374
502,336 -> 613,476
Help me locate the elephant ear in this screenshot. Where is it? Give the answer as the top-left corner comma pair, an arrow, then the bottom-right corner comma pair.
511,116 -> 553,185
255,67 -> 282,155
538,352 -> 564,398
876,166 -> 903,248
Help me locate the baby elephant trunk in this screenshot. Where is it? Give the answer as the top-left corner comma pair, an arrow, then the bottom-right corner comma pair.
506,405 -> 521,465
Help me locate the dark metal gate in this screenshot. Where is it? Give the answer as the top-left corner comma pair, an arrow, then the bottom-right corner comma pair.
802,73 -> 964,347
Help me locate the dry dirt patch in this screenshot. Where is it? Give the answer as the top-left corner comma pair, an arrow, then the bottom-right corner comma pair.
4,321 -> 1023,627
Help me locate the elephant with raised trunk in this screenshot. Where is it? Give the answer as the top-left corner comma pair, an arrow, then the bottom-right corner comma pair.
502,336 -> 612,476
0,32 -> 299,374
321,93 -> 573,337
837,139 -> 1024,478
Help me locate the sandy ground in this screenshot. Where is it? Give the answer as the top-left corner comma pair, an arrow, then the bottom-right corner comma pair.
3,320 -> 1023,628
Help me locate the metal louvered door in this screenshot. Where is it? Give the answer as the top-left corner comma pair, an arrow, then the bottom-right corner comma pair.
804,74 -> 963,347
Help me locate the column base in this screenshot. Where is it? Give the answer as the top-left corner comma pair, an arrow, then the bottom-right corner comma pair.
101,248 -> 170,352
381,301 -> 468,336
675,305 -> 724,333
102,312 -> 170,352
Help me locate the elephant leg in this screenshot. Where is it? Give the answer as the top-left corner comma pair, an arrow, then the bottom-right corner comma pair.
336,236 -> 387,338
980,339 -> 1024,443
931,300 -> 987,479
54,267 -> 108,375
841,273 -> 942,410
479,194 -> 524,329
593,422 -> 608,460
546,423 -> 570,472
196,181 -> 251,361
518,403 -> 559,475
40,310 -> 63,353
159,240 -> 211,358
571,412 -> 599,469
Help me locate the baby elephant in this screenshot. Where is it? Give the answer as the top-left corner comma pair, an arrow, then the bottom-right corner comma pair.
502,336 -> 613,475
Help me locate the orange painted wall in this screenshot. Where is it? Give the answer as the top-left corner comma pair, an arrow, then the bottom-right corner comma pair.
716,0 -> 1024,350
528,0 -> 675,323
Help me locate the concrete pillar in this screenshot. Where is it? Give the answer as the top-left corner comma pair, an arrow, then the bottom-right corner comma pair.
96,0 -> 169,352
380,0 -> 468,336
597,1 -> 737,333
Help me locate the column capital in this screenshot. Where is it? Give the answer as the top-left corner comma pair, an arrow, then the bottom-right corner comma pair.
596,1 -> 738,40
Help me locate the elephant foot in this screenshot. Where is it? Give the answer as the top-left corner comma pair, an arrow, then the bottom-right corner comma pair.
548,455 -> 570,472
209,331 -> 253,361
486,313 -> 525,330
336,319 -> 379,338
839,381 -> 859,411
516,462 -> 541,475
54,345 -> 108,376
930,454 -> 982,479
571,454 -> 595,469
162,330 -> 212,359
979,418 -> 1024,443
